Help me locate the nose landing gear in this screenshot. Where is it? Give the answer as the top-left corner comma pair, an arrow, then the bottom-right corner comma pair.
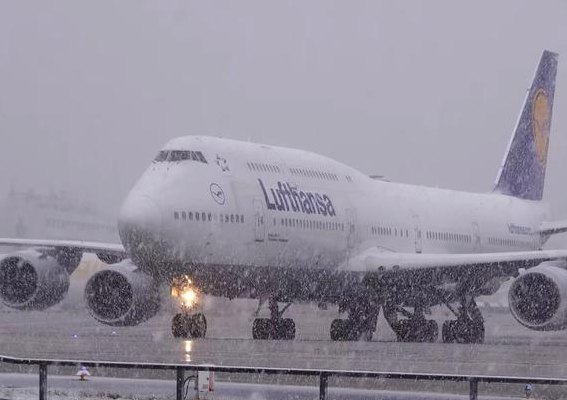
170,275 -> 207,339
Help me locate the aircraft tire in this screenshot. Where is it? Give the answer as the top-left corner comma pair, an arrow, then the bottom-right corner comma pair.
441,320 -> 456,343
330,319 -> 363,341
172,313 -> 189,338
171,313 -> 207,338
442,319 -> 484,344
330,319 -> 346,341
395,319 -> 438,342
252,318 -> 272,340
276,318 -> 296,340
191,313 -> 207,338
252,318 -> 296,340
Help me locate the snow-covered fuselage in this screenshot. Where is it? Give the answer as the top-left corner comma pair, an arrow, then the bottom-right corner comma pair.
118,136 -> 548,294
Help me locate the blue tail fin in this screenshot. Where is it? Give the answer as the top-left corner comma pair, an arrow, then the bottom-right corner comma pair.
494,50 -> 558,201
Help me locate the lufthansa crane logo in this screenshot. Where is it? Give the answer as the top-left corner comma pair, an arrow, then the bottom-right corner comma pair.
532,89 -> 551,166
210,183 -> 225,205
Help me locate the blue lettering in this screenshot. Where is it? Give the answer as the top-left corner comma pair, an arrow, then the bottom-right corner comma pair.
258,179 -> 336,217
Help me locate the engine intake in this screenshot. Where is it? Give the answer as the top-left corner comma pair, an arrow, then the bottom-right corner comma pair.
0,250 -> 71,310
509,262 -> 567,331
84,261 -> 160,326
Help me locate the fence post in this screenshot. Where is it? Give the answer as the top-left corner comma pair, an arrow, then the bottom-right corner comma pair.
39,362 -> 48,400
319,372 -> 329,400
469,377 -> 478,400
176,367 -> 185,400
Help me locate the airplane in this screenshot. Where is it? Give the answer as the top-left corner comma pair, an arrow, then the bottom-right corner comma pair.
1,50 -> 566,344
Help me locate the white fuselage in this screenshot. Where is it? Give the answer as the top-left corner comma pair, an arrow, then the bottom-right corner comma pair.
118,136 -> 549,274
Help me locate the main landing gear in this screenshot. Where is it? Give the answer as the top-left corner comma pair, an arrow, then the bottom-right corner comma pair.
384,296 -> 485,344
442,297 -> 485,344
252,299 -> 296,340
330,301 -> 378,341
384,305 -> 438,343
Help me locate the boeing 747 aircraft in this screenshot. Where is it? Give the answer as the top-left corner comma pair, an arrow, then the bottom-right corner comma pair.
1,50 -> 566,343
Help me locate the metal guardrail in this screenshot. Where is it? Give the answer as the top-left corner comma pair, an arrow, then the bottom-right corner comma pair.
2,353 -> 567,400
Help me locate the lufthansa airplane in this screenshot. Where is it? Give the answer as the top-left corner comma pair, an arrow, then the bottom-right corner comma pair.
1,50 -> 566,343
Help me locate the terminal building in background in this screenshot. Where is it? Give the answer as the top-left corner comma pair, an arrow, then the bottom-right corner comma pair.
0,187 -> 118,244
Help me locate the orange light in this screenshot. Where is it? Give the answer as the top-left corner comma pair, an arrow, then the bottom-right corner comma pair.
180,288 -> 198,308
171,276 -> 200,309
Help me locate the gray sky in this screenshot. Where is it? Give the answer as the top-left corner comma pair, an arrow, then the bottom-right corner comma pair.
1,1 -> 566,232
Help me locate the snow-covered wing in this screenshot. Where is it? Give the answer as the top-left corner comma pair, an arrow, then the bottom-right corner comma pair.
0,238 -> 125,257
539,220 -> 567,236
347,248 -> 567,273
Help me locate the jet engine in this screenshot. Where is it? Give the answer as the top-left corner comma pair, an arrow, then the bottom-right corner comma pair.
509,262 -> 567,331
0,249 -> 79,310
84,261 -> 160,326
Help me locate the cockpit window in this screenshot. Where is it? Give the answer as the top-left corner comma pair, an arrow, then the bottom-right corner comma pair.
154,150 -> 208,164
154,151 -> 169,162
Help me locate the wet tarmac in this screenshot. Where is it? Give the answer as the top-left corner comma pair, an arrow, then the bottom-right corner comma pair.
1,291 -> 567,380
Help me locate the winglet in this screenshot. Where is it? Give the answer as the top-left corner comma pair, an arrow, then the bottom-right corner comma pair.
493,50 -> 558,201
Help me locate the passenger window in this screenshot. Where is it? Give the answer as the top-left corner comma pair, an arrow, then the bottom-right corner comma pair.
236,215 -> 240,223
241,215 -> 244,223
201,212 -> 206,221
182,211 -> 187,220
208,213 -> 212,222
189,212 -> 193,220
196,212 -> 200,221
230,214 -> 234,223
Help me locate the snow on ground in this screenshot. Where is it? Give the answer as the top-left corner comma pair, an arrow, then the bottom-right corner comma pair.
0,373 -> 523,400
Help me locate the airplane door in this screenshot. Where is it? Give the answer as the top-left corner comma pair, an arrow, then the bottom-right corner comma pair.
413,215 -> 422,253
472,222 -> 481,252
254,199 -> 265,242
345,208 -> 356,249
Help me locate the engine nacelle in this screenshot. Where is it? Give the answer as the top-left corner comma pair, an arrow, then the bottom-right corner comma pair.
0,250 -> 70,310
509,262 -> 567,331
84,261 -> 160,326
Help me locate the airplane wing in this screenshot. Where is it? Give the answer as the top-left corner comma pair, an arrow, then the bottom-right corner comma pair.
0,238 -> 125,258
346,247 -> 567,274
539,219 -> 567,236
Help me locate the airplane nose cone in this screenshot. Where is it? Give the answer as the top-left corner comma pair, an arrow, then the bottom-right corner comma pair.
118,193 -> 163,267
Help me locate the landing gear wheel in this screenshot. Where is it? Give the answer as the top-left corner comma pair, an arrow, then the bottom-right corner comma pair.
277,318 -> 296,340
172,313 -> 189,338
191,313 -> 207,338
252,318 -> 271,340
395,319 -> 438,342
442,318 -> 484,344
330,319 -> 373,341
171,313 -> 207,338
442,297 -> 485,344
252,318 -> 296,340
330,319 -> 349,341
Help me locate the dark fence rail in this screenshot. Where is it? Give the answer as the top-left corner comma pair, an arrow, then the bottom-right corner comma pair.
2,353 -> 567,400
